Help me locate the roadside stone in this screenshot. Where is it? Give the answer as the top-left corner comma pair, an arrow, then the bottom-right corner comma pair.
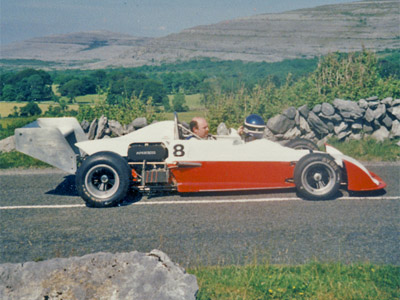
283,126 -> 301,140
373,104 -> 386,120
217,122 -> 229,135
371,126 -> 390,142
0,250 -> 198,300
319,113 -> 342,123
351,121 -> 363,133
312,104 -> 322,114
298,105 -> 309,118
349,133 -> 363,140
131,117 -> 148,129
95,115 -> 108,139
321,102 -> 335,116
381,97 -> 393,106
267,114 -> 295,134
366,96 -> 379,101
333,98 -> 365,121
307,111 -> 330,135
337,130 -> 351,141
388,106 -> 400,120
358,99 -> 368,109
381,115 -> 393,128
334,122 -> 348,135
299,116 -> 311,133
363,122 -> 374,134
80,120 -> 90,133
283,107 -> 297,120
108,120 -> 124,137
391,120 -> 400,138
0,136 -> 15,153
87,118 -> 98,140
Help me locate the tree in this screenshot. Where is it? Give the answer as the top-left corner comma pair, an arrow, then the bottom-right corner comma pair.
172,92 -> 189,112
19,102 -> 42,117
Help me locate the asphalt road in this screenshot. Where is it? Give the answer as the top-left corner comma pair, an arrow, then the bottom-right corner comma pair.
1,163 -> 399,267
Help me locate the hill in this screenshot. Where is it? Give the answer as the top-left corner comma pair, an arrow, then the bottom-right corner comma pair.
1,0 -> 399,69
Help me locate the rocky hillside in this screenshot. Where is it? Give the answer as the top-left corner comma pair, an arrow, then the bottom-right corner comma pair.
1,0 -> 399,69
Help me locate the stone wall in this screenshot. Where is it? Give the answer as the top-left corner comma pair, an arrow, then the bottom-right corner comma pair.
263,97 -> 400,145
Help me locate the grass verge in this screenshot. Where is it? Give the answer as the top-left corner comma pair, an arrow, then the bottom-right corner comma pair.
0,151 -> 50,169
188,262 -> 399,299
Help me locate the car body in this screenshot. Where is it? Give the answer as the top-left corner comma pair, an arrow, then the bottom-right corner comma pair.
15,115 -> 386,207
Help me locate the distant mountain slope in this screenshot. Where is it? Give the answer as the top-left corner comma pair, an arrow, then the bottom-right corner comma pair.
1,0 -> 399,69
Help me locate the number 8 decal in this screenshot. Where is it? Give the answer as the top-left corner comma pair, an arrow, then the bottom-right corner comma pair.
173,144 -> 185,157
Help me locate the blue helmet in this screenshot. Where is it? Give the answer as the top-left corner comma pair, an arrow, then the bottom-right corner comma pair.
243,114 -> 266,139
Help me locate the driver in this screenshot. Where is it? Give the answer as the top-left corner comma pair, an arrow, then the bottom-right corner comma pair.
188,117 -> 211,139
238,114 -> 266,142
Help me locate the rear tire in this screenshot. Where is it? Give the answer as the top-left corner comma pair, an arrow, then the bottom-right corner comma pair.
76,152 -> 131,207
294,153 -> 341,200
285,138 -> 318,151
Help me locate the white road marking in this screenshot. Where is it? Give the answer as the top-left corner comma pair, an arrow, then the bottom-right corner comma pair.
1,196 -> 400,210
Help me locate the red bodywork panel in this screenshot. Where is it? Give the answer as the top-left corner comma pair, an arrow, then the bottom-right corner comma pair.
343,160 -> 386,191
169,161 -> 296,192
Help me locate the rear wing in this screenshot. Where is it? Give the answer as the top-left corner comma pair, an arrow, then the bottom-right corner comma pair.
14,117 -> 87,174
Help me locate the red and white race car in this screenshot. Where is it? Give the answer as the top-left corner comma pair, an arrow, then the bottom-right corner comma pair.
15,114 -> 386,207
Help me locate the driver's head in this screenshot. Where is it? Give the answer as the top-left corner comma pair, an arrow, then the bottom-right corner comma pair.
190,117 -> 209,139
243,114 -> 266,141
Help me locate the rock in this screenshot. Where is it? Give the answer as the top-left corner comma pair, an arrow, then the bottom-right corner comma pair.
381,97 -> 393,106
366,96 -> 379,101
283,126 -> 301,140
333,98 -> 365,121
321,102 -> 335,116
108,120 -> 124,137
303,131 -> 316,141
131,117 -> 148,129
0,250 -> 198,300
334,122 -> 348,135
87,118 -> 98,140
299,116 -> 311,133
217,122 -> 229,135
381,115 -> 393,128
95,115 -> 108,139
337,130 -> 351,141
358,99 -> 368,109
263,127 -> 277,140
392,99 -> 400,107
298,105 -> 309,118
319,113 -> 342,123
283,107 -> 297,120
371,126 -> 390,142
373,104 -> 386,120
391,120 -> 400,138
80,120 -> 90,133
365,108 -> 375,123
367,101 -> 380,109
363,122 -> 374,134
307,111 -> 330,135
388,106 -> 400,120
312,104 -> 322,114
267,114 -> 295,134
351,121 -> 363,132
349,133 -> 363,140
124,123 -> 135,134
0,136 -> 15,153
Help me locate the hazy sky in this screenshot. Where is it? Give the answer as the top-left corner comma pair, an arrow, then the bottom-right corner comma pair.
1,0 -> 355,45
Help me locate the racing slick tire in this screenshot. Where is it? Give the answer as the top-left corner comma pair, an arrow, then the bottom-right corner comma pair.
76,151 -> 132,208
294,153 -> 341,200
285,138 -> 318,151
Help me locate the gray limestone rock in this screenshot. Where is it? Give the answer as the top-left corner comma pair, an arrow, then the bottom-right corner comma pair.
108,120 -> 124,137
391,120 -> 400,138
95,115 -> 108,139
0,136 -> 15,153
131,117 -> 148,129
307,111 -> 330,135
298,105 -> 309,118
0,250 -> 198,300
283,106 -> 297,120
333,98 -> 365,121
267,114 -> 295,134
88,118 -> 98,140
371,126 -> 390,142
321,102 -> 335,116
217,122 -> 229,135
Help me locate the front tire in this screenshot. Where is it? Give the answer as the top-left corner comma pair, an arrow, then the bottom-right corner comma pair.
294,153 -> 341,200
76,152 -> 131,207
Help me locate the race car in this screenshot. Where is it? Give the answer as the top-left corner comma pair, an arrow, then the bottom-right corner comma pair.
14,114 -> 386,207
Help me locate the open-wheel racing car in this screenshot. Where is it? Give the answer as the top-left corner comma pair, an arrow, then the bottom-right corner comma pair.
14,114 -> 386,207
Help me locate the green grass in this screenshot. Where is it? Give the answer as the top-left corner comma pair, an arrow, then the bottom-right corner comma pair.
327,137 -> 400,161
0,151 -> 50,169
189,262 -> 400,299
